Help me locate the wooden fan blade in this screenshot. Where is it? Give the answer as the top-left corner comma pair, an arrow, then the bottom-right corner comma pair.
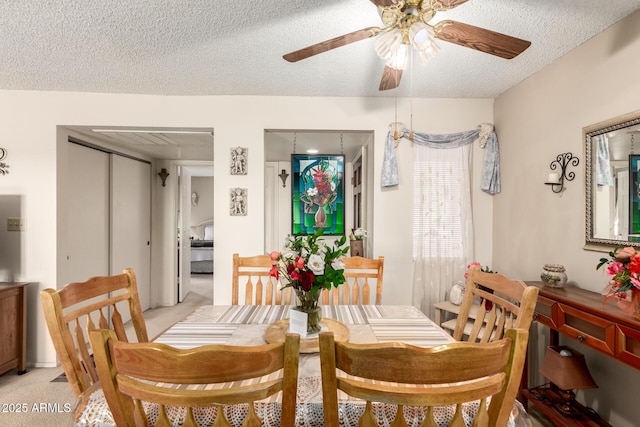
431,0 -> 470,12
379,66 -> 403,91
283,27 -> 381,62
433,20 -> 531,59
369,0 -> 400,7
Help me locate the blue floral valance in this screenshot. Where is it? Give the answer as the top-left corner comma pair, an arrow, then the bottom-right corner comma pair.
381,124 -> 501,195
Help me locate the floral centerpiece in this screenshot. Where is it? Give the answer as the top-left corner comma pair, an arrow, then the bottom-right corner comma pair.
596,246 -> 640,319
270,228 -> 349,334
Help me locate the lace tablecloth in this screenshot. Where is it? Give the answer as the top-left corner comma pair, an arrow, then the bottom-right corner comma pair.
74,305 -> 520,427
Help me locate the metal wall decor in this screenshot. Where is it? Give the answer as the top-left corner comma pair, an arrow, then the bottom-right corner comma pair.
230,147 -> 248,175
230,187 -> 247,216
545,152 -> 579,193
0,148 -> 9,175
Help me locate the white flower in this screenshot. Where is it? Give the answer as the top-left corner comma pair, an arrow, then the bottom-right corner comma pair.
330,182 -> 336,191
331,258 -> 345,270
307,254 -> 325,275
307,187 -> 318,197
354,228 -> 368,239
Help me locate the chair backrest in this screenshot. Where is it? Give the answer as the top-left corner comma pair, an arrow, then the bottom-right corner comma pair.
232,253 -> 293,305
90,329 -> 300,427
322,256 -> 384,305
319,328 -> 529,427
40,268 -> 148,396
453,267 -> 539,343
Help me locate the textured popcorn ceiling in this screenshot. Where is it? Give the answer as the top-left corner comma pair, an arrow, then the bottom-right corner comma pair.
1,0 -> 639,98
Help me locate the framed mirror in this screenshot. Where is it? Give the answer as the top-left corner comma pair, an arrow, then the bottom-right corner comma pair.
585,110 -> 640,250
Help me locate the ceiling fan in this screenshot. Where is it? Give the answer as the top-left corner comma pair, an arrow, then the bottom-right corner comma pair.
283,0 -> 531,91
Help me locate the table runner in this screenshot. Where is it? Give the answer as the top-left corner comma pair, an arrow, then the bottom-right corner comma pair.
74,305 -> 520,427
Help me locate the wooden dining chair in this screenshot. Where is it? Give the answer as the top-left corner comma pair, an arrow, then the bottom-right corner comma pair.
452,266 -> 539,343
90,329 -> 300,427
319,328 -> 529,427
322,255 -> 384,305
40,268 -> 149,396
232,253 -> 293,305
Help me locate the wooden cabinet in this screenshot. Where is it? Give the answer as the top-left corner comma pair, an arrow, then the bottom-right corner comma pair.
526,281 -> 640,370
0,283 -> 28,375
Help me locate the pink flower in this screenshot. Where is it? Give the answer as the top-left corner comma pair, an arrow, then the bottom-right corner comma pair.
631,276 -> 640,291
295,256 -> 305,269
269,251 -> 280,261
615,246 -> 637,260
607,262 -> 625,277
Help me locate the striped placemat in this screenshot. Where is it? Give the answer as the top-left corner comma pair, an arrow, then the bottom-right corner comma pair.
215,304 -> 382,325
368,318 -> 455,347
153,323 -> 238,349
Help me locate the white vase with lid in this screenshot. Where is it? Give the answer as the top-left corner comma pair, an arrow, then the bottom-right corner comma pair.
541,264 -> 567,288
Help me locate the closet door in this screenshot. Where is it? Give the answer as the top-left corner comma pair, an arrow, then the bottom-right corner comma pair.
65,143 -> 110,284
111,155 -> 151,311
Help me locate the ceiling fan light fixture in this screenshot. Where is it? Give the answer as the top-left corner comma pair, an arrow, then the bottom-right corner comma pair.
374,28 -> 403,61
386,43 -> 410,70
410,22 -> 440,63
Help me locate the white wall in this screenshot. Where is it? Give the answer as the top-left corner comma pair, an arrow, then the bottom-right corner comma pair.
0,92 -> 493,367
494,10 -> 640,427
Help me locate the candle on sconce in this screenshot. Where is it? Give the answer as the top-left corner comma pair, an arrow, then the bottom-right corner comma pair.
547,173 -> 561,184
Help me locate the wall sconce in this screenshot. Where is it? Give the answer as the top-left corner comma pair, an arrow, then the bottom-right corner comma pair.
278,169 -> 289,188
0,148 -> 9,175
545,152 -> 579,193
157,168 -> 170,187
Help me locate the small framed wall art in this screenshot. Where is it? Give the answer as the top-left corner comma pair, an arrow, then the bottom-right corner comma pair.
230,187 -> 247,216
291,154 -> 345,236
230,147 -> 247,175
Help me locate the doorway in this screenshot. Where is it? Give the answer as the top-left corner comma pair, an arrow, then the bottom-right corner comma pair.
177,166 -> 214,303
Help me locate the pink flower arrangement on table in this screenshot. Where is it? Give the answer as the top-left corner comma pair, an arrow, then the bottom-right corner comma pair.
597,246 -> 640,315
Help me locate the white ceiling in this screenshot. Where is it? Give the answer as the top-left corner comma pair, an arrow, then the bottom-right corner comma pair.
2,0 -> 640,99
15,1 -> 640,161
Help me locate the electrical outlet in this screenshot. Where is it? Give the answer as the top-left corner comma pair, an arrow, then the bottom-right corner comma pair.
7,217 -> 25,231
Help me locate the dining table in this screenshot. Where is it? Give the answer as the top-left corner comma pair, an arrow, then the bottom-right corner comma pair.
72,304 -> 522,427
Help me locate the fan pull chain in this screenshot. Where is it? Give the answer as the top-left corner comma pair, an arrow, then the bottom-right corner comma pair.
409,48 -> 414,142
393,84 -> 399,144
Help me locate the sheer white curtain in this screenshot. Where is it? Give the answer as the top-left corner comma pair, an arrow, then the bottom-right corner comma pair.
412,143 -> 474,318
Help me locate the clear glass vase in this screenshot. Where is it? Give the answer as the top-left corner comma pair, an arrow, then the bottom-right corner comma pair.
293,289 -> 322,335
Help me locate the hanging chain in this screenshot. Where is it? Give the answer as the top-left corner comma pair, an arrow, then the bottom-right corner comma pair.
293,132 -> 297,153
340,133 -> 344,154
631,133 -> 635,155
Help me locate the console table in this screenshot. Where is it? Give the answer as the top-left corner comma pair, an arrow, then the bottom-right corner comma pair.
523,281 -> 639,426
525,281 -> 640,370
0,282 -> 28,375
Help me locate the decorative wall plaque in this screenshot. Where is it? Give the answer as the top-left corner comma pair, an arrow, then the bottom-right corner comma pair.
230,147 -> 247,175
230,188 -> 247,216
